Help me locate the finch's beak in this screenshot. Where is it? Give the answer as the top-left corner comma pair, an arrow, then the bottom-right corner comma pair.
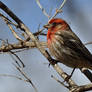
43,24 -> 53,29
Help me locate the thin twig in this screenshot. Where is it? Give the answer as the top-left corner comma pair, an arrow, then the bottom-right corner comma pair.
36,0 -> 49,18
51,75 -> 69,89
0,74 -> 28,82
36,23 -> 42,39
9,53 -> 21,68
22,33 -> 30,41
9,50 -> 25,67
13,48 -> 29,53
7,24 -> 23,41
0,13 -> 30,41
0,13 -> 18,27
33,28 -> 45,36
85,42 -> 92,45
14,64 -> 38,92
48,7 -> 53,19
1,14 -> 23,41
50,0 -> 67,19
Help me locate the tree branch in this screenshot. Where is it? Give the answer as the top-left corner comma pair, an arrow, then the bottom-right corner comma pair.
36,0 -> 49,18
0,41 -> 47,52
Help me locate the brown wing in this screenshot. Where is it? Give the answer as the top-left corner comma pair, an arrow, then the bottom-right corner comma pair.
56,30 -> 92,64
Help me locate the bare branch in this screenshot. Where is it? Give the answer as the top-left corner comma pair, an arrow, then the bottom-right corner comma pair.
51,75 -> 69,89
36,0 -> 49,18
13,48 -> 29,53
14,64 -> 38,92
9,53 -> 21,68
33,28 -> 45,36
0,13 -> 18,27
78,83 -> 92,92
50,0 -> 67,19
59,0 -> 67,11
85,41 -> 92,45
0,74 -> 28,82
9,50 -> 25,68
0,41 -> 47,52
0,2 -> 25,32
7,24 -> 23,41
80,68 -> 92,82
69,83 -> 92,92
0,13 -> 23,41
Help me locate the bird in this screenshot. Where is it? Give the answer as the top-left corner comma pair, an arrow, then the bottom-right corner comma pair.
44,18 -> 92,70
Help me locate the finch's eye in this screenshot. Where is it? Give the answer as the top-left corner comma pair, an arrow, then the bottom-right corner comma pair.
52,22 -> 57,26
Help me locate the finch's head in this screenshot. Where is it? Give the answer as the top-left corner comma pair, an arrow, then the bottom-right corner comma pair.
44,18 -> 70,41
44,18 -> 69,31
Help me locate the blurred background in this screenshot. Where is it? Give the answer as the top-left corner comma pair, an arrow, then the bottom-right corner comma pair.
0,0 -> 92,92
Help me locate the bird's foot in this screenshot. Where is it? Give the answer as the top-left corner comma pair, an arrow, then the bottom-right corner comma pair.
48,59 -> 59,67
64,75 -> 72,82
63,68 -> 76,82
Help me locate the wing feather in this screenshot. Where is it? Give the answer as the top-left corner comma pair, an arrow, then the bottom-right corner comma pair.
56,30 -> 92,63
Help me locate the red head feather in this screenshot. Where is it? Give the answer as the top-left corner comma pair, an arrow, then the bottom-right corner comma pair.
47,18 -> 69,41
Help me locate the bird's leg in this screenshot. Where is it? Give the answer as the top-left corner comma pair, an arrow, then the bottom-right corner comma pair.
64,68 -> 76,82
48,58 -> 59,67
51,59 -> 59,64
